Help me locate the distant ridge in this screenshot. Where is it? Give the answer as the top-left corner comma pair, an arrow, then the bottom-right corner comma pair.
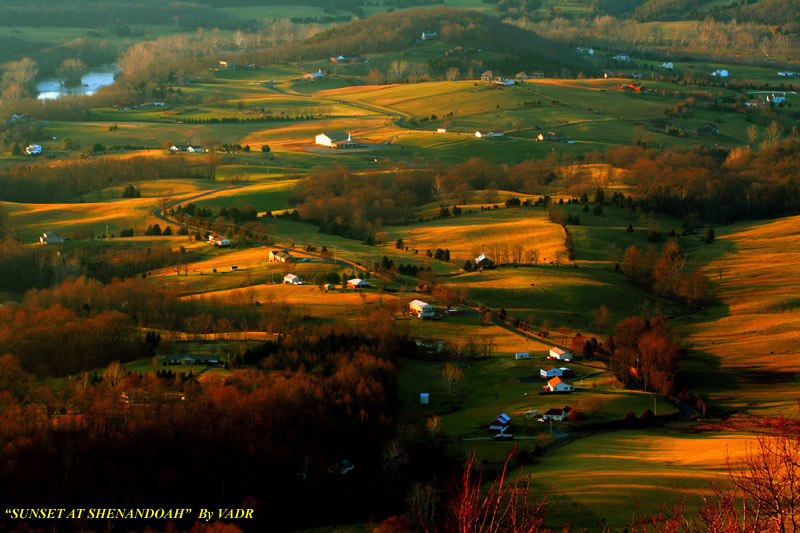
294,7 -> 589,73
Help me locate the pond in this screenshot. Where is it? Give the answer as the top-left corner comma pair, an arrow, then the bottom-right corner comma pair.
36,65 -> 117,100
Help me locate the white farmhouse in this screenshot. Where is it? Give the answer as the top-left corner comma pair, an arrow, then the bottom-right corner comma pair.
283,273 -> 303,285
347,278 -> 370,289
541,406 -> 571,421
546,376 -> 575,392
540,366 -> 563,379
409,299 -> 435,318
39,231 -> 64,244
549,347 -> 572,361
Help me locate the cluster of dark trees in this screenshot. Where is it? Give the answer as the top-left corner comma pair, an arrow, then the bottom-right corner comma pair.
0,328 -> 443,532
0,155 -> 213,203
608,141 -> 800,224
620,240 -> 713,308
610,315 -> 682,395
632,0 -> 800,28
0,304 -> 143,376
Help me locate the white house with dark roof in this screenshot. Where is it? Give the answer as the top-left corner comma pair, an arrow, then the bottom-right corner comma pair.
40,231 -> 63,245
542,406 -> 571,421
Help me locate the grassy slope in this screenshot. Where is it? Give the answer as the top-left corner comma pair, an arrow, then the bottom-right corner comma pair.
680,215 -> 800,415
528,428 -> 758,530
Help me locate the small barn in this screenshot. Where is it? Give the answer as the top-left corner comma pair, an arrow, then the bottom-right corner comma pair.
697,123 -> 719,136
489,413 -> 511,433
409,299 -> 435,318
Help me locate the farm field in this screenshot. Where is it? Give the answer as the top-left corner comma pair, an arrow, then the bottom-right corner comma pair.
680,215 -> 800,415
528,428 -> 759,530
3,198 -> 161,242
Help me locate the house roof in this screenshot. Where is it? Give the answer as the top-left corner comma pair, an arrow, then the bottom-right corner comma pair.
543,408 -> 565,416
409,299 -> 430,308
318,132 -> 349,142
475,252 -> 491,263
548,376 -> 574,388
348,278 -> 370,286
542,366 -> 556,371
284,274 -> 299,280
551,347 -> 567,355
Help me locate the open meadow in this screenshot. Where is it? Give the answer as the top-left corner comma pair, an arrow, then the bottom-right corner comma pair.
679,215 -> 800,415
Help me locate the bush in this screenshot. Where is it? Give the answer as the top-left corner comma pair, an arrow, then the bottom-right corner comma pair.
703,227 -> 715,244
592,203 -> 603,215
626,223 -> 633,233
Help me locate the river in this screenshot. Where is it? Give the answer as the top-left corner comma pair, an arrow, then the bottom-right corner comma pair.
36,65 -> 117,100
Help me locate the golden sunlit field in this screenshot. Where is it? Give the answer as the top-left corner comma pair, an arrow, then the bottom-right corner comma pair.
682,215 -> 800,415
529,429 -> 759,529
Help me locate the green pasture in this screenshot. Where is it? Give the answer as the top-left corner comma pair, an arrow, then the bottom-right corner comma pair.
527,429 -> 758,530
674,215 -> 800,415
395,345 -> 675,440
188,178 -> 299,214
388,132 -> 557,163
44,121 -> 270,148
3,198 -> 161,243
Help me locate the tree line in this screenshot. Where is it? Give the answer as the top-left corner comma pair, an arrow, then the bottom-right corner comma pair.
0,2 -> 247,31
0,328 -> 423,532
608,140 -> 800,223
0,155 -> 213,203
